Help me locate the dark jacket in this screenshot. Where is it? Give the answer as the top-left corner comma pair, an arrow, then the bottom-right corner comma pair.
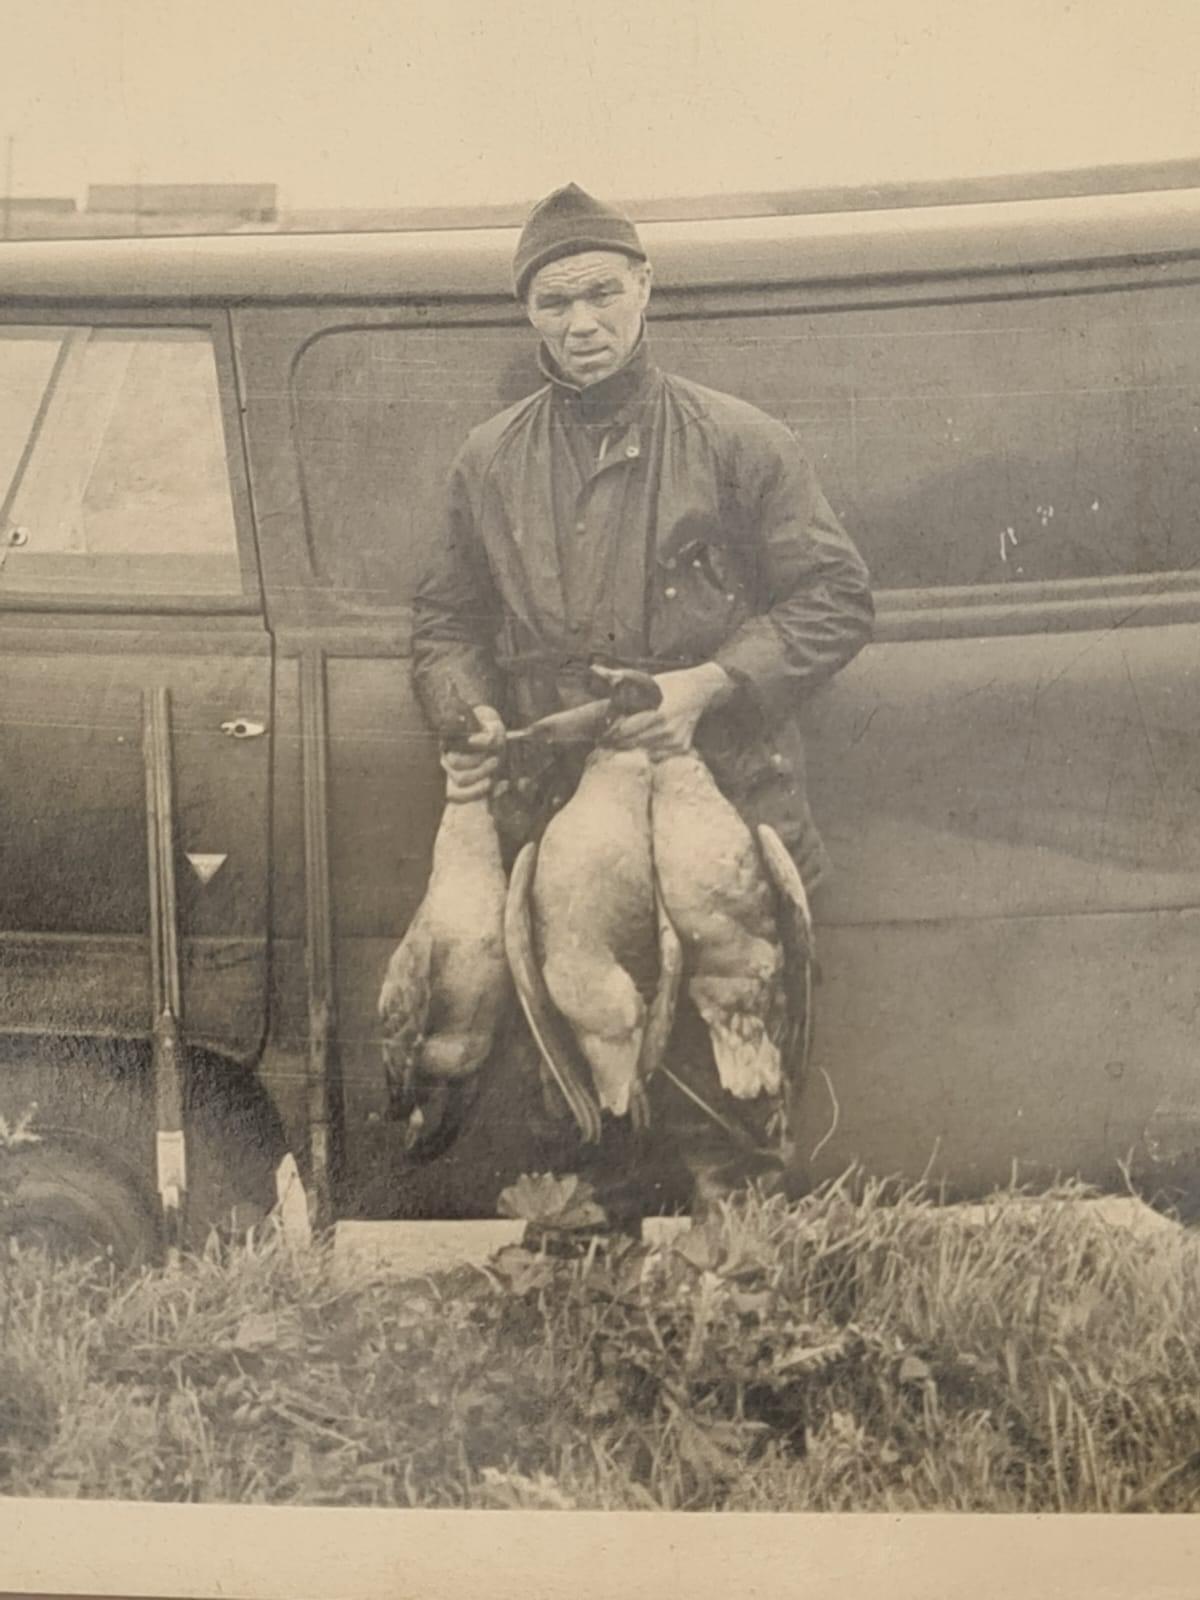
411,340 -> 874,886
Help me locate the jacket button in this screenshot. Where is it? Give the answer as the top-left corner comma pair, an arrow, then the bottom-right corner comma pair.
770,752 -> 790,774
625,444 -> 639,459
664,586 -> 677,599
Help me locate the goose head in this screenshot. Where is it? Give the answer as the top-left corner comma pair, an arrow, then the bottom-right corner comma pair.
588,663 -> 663,731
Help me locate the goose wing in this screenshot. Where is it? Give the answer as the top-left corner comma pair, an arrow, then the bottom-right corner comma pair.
378,904 -> 435,1117
755,824 -> 816,1080
629,886 -> 684,1131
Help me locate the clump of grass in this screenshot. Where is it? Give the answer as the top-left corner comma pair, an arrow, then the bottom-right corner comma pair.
2,1176 -> 1199,1510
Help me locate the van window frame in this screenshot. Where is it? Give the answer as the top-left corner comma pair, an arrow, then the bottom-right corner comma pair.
0,305 -> 261,617
284,273 -> 1200,643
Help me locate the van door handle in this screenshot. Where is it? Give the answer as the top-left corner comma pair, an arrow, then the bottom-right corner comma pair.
220,718 -> 267,739
0,525 -> 29,574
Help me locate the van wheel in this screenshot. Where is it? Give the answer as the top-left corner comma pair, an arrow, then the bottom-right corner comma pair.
0,1142 -> 160,1267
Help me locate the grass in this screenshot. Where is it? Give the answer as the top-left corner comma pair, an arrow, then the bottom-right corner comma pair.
2,1175 -> 1200,1510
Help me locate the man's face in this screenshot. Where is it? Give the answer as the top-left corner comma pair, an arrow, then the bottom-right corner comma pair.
525,251 -> 651,387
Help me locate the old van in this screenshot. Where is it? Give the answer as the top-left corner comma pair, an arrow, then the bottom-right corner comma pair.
2,171 -> 1199,1256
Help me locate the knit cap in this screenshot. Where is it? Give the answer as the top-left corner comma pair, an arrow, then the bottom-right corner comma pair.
513,183 -> 646,299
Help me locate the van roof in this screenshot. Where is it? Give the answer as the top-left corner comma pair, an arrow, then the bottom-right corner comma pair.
0,181 -> 1198,305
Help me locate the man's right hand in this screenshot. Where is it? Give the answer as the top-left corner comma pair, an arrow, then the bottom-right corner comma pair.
441,705 -> 506,802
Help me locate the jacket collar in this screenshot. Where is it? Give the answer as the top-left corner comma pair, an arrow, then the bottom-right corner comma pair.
538,328 -> 656,423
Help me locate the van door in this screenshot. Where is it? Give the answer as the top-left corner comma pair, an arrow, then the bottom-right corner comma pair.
240,307 -> 545,1220
0,316 -> 272,1097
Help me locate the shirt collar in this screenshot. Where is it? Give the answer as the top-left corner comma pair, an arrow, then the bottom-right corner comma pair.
538,329 -> 656,423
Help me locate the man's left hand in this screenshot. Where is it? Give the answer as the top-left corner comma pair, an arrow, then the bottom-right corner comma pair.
606,663 -> 735,756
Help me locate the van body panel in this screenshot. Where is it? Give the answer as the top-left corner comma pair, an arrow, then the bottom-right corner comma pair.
0,933 -> 267,1052
794,908 -> 1200,1194
324,654 -> 443,939
805,624 -> 1200,925
0,639 -> 273,1068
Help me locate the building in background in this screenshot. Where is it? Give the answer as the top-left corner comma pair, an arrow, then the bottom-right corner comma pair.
87,182 -> 277,224
0,183 -> 277,238
1,195 -> 76,238
1,159 -> 1199,240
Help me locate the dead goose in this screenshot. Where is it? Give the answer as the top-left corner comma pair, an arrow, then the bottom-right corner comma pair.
378,706 -> 510,1157
650,750 -> 814,1103
504,668 -> 683,1142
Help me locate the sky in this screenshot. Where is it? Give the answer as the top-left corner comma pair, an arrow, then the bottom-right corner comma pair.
0,0 -> 1196,211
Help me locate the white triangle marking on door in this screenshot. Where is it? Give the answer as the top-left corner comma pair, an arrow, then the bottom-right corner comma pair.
186,852 -> 228,885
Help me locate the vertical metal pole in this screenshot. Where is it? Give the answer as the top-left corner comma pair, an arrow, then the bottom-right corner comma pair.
144,687 -> 187,1255
300,650 -> 336,1226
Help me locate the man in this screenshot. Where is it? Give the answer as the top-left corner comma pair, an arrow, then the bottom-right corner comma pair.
411,182 -> 873,1220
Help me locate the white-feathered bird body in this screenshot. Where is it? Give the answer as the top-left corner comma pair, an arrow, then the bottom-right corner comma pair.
531,747 -> 658,1117
379,796 -> 509,1104
651,752 -> 787,1099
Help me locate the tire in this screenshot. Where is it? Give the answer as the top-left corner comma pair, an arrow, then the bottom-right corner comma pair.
0,1140 -> 161,1267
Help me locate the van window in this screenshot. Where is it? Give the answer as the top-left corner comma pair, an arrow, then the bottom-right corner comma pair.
653,286 -> 1200,590
0,325 -> 242,598
292,280 -> 1200,603
293,325 -> 538,606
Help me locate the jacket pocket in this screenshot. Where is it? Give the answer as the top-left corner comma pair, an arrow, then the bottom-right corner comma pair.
658,534 -> 740,594
653,536 -> 749,662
